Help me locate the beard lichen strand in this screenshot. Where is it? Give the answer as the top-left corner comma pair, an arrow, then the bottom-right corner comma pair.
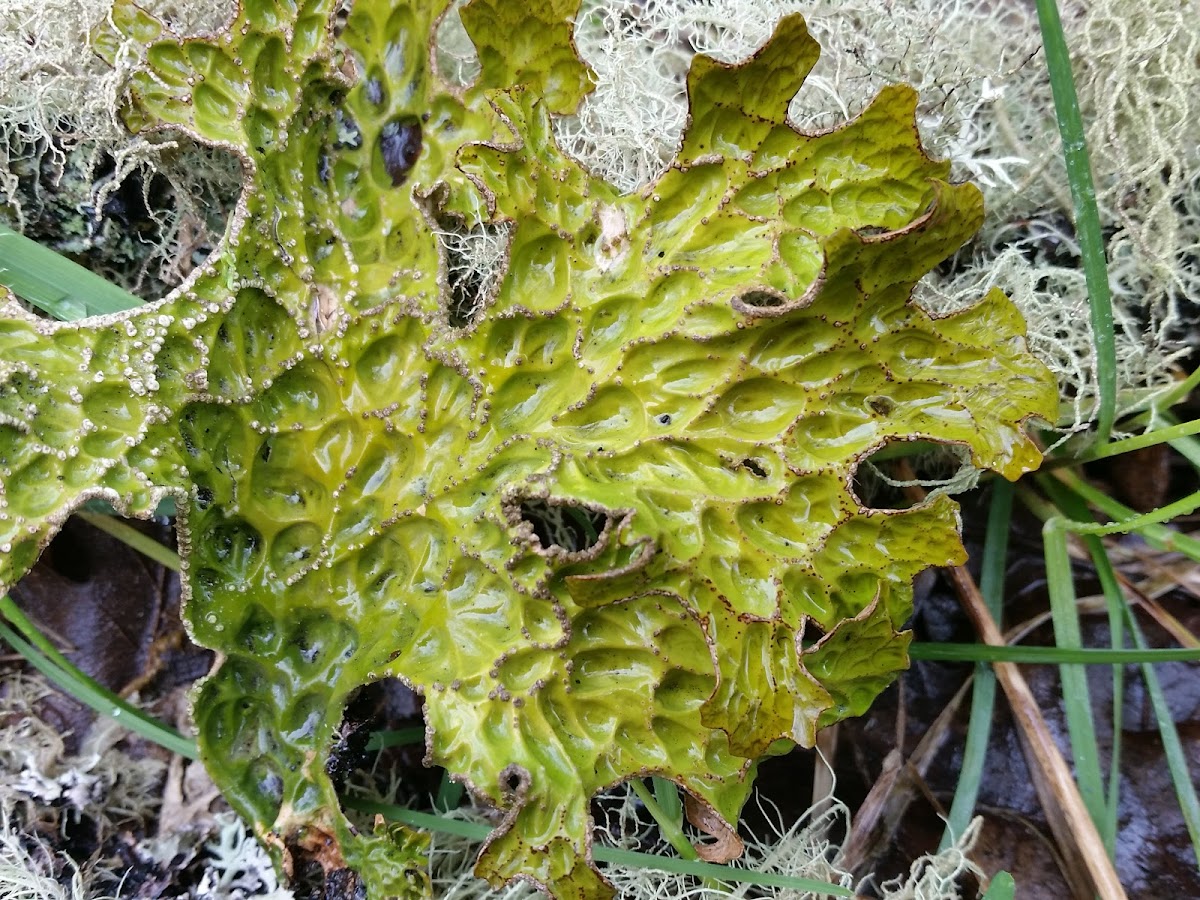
0,2 -> 1061,899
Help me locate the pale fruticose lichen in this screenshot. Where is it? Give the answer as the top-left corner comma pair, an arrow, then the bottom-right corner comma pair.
0,0 -> 240,296
0,1 -> 1059,898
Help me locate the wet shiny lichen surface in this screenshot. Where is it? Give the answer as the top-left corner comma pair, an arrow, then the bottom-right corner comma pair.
0,1 -> 1056,897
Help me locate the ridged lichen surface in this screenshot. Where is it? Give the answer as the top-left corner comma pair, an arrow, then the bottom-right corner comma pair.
0,1 -> 1056,897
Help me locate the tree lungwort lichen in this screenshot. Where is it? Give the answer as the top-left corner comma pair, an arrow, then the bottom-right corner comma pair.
0,1 -> 1056,897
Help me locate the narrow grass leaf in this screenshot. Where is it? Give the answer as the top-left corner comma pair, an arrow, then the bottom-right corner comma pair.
1127,613 -> 1200,860
0,224 -> 144,319
1034,0 -> 1115,443
366,727 -> 427,751
909,644 -> 1200,664
75,510 -> 181,571
1042,518 -> 1108,834
1156,366 -> 1200,411
1073,417 -> 1200,463
1154,413 -> 1200,474
1047,471 -> 1200,562
345,798 -> 857,897
0,596 -> 197,759
1065,429 -> 1200,862
982,871 -> 1016,900
652,777 -> 684,830
1040,481 -> 1129,854
435,771 -> 466,812
631,779 -> 698,862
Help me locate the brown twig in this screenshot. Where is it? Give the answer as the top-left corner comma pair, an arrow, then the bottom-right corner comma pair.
943,563 -> 1128,900
891,461 -> 1126,898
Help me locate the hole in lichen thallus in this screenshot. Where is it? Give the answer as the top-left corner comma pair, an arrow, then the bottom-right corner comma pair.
519,499 -> 608,553
327,678 -> 427,794
443,231 -> 491,327
736,457 -> 769,478
733,288 -> 789,316
501,764 -> 527,796
851,443 -> 915,511
802,619 -> 827,645
44,517 -> 95,583
433,213 -> 511,328
325,685 -> 381,793
851,439 -> 958,511
46,149 -> 236,299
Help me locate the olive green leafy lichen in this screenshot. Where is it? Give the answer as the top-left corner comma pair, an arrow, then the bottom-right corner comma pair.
0,1 -> 1056,897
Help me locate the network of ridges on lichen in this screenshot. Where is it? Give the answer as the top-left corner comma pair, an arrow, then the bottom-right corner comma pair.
0,2 -> 1057,900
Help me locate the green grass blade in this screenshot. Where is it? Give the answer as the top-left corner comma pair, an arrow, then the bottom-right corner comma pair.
1166,435 -> 1200,473
75,510 -> 181,571
1031,468 -> 1200,859
0,223 -> 144,319
0,595 -> 197,759
1034,0 -> 1116,443
1072,417 -> 1200,463
982,871 -> 1016,900
1044,471 -> 1200,561
1042,518 -> 1108,833
652,776 -> 684,831
345,798 -> 857,896
1094,544 -> 1124,855
435,771 -> 466,812
1154,366 -> 1200,412
631,779 -> 698,862
940,480 -> 1012,851
1152,413 -> 1200,473
1039,481 -> 1129,855
365,727 -> 427,751
908,644 -> 1200,664
1059,440 -> 1200,864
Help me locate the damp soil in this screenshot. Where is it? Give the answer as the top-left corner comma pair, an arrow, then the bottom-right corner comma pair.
2,476 -> 1198,899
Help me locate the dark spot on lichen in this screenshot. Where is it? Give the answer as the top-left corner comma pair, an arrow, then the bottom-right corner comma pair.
867,395 -> 895,416
379,117 -> 422,187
